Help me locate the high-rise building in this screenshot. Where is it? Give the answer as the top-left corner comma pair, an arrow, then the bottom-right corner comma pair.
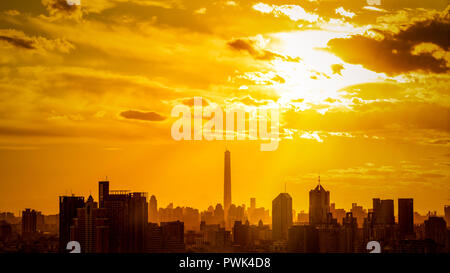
98,181 -> 148,252
250,198 -> 256,210
224,150 -> 231,226
128,192 -> 148,252
146,223 -> 163,252
22,208 -> 37,236
341,212 -> 357,252
101,188 -> 129,252
99,180 -> 109,208
149,195 -> 158,223
70,195 -> 109,253
309,179 -> 330,226
59,195 -> 85,252
398,198 -> 414,236
373,199 -> 394,225
272,193 -> 292,241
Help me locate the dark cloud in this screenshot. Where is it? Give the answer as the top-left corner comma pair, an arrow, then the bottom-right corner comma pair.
120,110 -> 166,122
0,35 -> 35,49
331,64 -> 344,75
0,126 -> 68,137
396,17 -> 450,50
228,38 -> 300,62
326,17 -> 450,75
42,0 -> 79,14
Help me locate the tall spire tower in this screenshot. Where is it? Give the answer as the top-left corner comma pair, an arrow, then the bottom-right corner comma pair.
224,150 -> 231,225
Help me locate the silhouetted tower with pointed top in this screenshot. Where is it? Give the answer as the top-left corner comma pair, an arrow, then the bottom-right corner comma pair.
309,177 -> 330,226
224,150 -> 231,226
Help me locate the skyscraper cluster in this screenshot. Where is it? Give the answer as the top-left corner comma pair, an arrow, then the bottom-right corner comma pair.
0,150 -> 448,253
59,181 -> 184,253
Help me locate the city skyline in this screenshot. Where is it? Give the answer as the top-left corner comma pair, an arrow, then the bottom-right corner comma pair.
2,149 -> 448,221
2,169 -> 449,253
1,148 -> 448,216
0,1 -> 449,224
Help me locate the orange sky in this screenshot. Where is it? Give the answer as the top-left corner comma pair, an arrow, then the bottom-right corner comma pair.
0,0 -> 449,215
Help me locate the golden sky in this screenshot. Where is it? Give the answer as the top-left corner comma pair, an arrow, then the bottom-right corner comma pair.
0,0 -> 449,215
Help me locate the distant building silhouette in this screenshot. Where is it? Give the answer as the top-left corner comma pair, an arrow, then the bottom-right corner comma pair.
398,198 -> 414,237
161,221 -> 185,252
341,212 -> 358,252
272,193 -> 292,241
424,216 -> 447,252
200,221 -> 232,249
233,220 -> 250,247
146,222 -> 163,252
22,208 -> 37,236
248,198 -> 270,225
350,203 -> 367,228
59,195 -> 85,252
224,150 -> 231,228
309,179 -> 330,226
330,203 -> 345,225
214,203 -> 225,227
288,225 -> 318,253
0,221 -> 12,241
149,195 -> 158,223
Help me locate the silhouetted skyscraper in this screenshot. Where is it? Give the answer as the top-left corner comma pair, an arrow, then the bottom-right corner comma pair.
22,208 -> 37,236
100,185 -> 129,252
373,198 -> 394,225
59,195 -> 85,252
98,181 -> 148,252
309,179 -> 330,226
398,198 -> 414,236
99,180 -> 109,208
129,192 -> 148,252
70,195 -> 109,253
224,150 -> 231,226
149,195 -> 158,223
272,193 -> 292,241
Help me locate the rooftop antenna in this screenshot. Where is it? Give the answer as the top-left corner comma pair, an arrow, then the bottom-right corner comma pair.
318,173 -> 321,185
